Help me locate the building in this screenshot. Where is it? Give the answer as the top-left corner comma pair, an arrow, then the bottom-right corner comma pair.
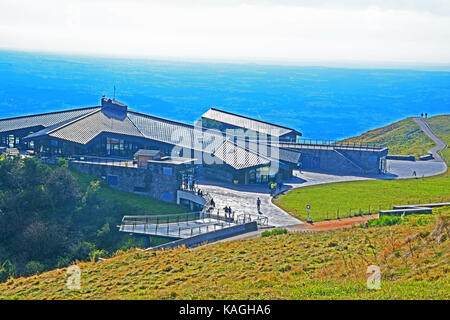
134,149 -> 164,168
201,108 -> 302,142
0,97 -> 388,182
71,155 -> 196,203
0,98 -> 300,184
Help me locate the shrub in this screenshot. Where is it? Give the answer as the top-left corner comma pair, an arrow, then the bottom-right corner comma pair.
366,215 -> 403,227
24,261 -> 45,276
261,228 -> 288,237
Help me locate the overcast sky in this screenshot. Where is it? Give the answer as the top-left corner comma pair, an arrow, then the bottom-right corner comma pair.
1,0 -> 450,64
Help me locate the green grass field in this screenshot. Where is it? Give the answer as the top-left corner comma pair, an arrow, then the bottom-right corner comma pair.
273,175 -> 450,221
0,210 -> 448,300
340,116 -> 446,158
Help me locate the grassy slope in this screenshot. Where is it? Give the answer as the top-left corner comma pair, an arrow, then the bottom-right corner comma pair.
425,115 -> 450,164
70,168 -> 187,216
340,117 -> 439,158
273,175 -> 450,222
0,210 -> 448,300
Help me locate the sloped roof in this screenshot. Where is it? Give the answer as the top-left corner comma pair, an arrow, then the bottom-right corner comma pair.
0,104 -> 291,171
202,108 -> 301,137
0,107 -> 100,133
213,140 -> 270,170
134,149 -> 162,157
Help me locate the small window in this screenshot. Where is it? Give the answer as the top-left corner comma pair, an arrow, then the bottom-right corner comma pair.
163,167 -> 173,175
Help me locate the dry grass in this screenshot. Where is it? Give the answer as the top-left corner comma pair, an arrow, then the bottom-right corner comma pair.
1,209 -> 448,300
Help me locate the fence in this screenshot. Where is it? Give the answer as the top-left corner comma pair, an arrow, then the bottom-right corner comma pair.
119,211 -> 237,237
70,154 -> 136,167
318,196 -> 450,221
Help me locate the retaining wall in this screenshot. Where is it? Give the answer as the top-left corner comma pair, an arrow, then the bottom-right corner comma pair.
148,221 -> 258,250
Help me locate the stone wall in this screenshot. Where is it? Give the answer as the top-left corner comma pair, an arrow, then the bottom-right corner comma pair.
70,161 -> 181,203
300,147 -> 388,174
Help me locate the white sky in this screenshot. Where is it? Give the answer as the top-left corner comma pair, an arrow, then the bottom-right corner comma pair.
1,0 -> 450,64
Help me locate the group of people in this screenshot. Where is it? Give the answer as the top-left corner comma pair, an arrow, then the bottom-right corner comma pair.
223,206 -> 233,215
420,113 -> 429,118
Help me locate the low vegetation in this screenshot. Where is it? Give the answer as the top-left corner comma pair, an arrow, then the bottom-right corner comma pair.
0,156 -> 186,281
426,115 -> 450,164
273,174 -> 449,222
261,228 -> 288,237
340,116 -> 446,158
0,210 -> 448,299
365,215 -> 404,227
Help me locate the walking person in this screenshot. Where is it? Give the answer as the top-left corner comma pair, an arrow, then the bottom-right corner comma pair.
210,198 -> 215,208
256,197 -> 261,213
425,113 -> 428,118
421,113 -> 423,118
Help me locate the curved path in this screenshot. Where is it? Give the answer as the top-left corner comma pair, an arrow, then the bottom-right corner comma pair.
414,117 -> 448,162
199,119 -> 447,228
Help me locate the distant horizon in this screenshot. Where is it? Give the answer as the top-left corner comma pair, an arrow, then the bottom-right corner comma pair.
1,49 -> 449,141
2,48 -> 450,72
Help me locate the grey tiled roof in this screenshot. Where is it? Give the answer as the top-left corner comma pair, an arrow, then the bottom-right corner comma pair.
0,107 -> 100,133
213,140 -> 270,170
127,111 -> 195,149
1,105 -> 283,171
202,108 -> 300,137
49,110 -> 144,144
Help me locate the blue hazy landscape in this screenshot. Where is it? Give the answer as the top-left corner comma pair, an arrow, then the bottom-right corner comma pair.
0,50 -> 449,140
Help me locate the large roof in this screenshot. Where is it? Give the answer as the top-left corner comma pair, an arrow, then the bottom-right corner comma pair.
202,108 -> 301,138
0,107 -> 100,134
0,103 -> 298,171
213,140 -> 271,170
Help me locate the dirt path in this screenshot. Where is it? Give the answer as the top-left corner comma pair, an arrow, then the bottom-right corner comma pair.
302,214 -> 379,231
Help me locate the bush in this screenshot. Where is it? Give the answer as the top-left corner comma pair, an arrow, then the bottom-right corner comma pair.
24,261 -> 45,276
366,215 -> 404,227
89,249 -> 108,262
262,228 -> 288,237
0,260 -> 15,282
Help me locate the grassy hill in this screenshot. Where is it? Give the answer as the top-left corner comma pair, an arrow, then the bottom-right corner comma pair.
426,115 -> 450,164
340,115 -> 449,158
0,210 -> 448,300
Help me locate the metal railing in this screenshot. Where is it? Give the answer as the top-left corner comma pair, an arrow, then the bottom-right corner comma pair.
119,211 -> 236,237
234,136 -> 386,151
236,213 -> 269,226
71,154 -> 136,167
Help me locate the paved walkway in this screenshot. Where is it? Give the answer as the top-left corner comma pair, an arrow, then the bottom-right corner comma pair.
198,119 -> 447,228
414,117 -> 448,162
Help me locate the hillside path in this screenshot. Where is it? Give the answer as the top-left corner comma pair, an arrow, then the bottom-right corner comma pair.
414,117 -> 448,163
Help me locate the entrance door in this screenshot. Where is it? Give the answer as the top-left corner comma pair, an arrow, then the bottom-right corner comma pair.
249,169 -> 256,184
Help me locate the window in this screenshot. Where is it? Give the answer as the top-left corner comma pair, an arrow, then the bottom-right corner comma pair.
163,167 -> 173,175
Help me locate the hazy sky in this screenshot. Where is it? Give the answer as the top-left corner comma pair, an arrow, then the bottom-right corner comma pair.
1,0 -> 450,64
